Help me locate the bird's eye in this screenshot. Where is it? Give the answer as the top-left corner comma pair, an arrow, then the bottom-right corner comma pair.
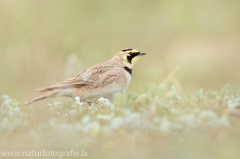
129,53 -> 133,56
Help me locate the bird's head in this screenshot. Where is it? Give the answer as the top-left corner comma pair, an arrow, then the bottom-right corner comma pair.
113,48 -> 146,69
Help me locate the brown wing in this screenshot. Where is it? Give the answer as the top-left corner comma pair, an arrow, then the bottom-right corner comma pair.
37,61 -> 120,92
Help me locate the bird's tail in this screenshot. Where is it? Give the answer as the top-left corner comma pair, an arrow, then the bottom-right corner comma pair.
25,90 -> 60,105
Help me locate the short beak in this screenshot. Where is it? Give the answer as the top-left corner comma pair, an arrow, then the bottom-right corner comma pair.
139,52 -> 146,56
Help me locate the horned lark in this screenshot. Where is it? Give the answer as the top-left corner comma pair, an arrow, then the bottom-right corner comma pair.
26,48 -> 146,105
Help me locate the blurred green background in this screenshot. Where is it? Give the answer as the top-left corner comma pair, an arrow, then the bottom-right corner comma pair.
0,0 -> 240,101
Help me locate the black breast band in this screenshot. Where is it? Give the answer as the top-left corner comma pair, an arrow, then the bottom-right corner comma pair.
123,67 -> 132,76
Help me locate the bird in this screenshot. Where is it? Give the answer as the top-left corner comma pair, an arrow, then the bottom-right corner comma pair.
26,48 -> 146,105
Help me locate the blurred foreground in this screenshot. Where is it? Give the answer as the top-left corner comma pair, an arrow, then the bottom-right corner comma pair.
1,84 -> 240,159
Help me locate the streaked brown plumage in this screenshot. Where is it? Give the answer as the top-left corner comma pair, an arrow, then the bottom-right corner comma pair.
26,48 -> 146,105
